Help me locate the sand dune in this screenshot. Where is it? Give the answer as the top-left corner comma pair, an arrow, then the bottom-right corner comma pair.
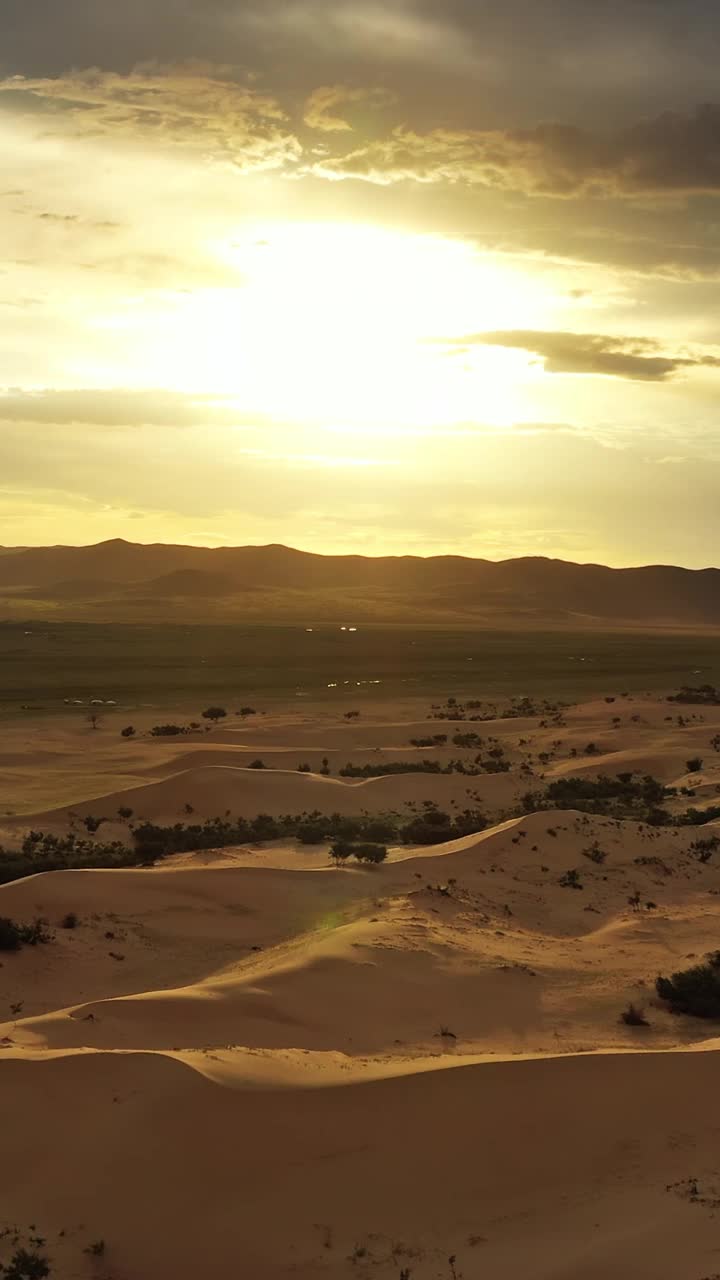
4,694 -> 720,1276
2,1046 -> 720,1278
2,763 -> 521,839
4,808 -> 720,1060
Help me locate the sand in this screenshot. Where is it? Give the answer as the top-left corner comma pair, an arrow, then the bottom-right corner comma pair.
2,693 -> 720,1277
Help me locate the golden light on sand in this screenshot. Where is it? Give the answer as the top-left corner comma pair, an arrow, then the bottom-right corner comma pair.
131,224 -> 553,432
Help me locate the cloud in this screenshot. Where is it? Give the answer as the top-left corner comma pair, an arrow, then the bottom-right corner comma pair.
0,388 -> 275,428
0,64 -> 301,172
436,331 -> 720,381
303,84 -> 392,132
311,105 -> 720,197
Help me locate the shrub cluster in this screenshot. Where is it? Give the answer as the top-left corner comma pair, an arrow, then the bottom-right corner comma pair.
668,685 -> 720,705
656,952 -> 720,1018
0,803 -> 487,882
330,841 -> 387,865
524,773 -> 670,823
0,916 -> 52,951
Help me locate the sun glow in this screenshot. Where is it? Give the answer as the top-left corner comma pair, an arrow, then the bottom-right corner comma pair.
128,223 -> 554,430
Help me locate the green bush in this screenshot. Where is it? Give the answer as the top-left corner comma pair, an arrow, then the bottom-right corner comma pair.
330,840 -> 354,863
353,843 -> 387,865
669,685 -> 720,705
0,916 -> 52,950
620,1003 -> 649,1027
559,869 -> 583,890
339,760 -> 445,777
543,773 -> 669,822
4,1248 -> 50,1279
296,821 -> 328,844
690,836 -> 720,863
0,916 -> 23,950
330,841 -> 387,864
656,952 -> 720,1018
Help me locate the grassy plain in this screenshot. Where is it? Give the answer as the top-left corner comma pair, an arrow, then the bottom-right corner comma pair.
2,620 -> 720,714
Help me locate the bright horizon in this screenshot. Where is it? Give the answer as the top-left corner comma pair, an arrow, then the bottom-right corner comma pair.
3,3 -> 720,566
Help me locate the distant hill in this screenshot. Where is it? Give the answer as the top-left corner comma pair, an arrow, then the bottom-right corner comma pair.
0,538 -> 719,628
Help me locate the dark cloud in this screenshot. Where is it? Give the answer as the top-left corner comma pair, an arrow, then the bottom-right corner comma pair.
3,0 -> 720,129
438,330 -> 720,380
313,105 -> 720,197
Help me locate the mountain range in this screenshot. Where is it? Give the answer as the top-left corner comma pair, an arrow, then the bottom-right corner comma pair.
0,539 -> 718,628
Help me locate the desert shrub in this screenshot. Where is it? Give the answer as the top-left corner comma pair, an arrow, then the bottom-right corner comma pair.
543,773 -> 669,822
559,869 -> 583,890
581,842 -> 606,864
331,841 -> 386,864
686,757 -> 704,773
402,811 -> 455,844
452,732 -> 483,749
620,1003 -> 649,1027
0,831 -> 137,883
297,763 -> 312,772
478,758 -> 510,774
202,707 -> 227,722
150,724 -> 186,737
669,685 -> 720,705
410,735 -> 447,747
340,760 -> 445,777
249,813 -> 280,840
361,818 -> 397,842
353,843 -> 388,864
0,916 -> 23,950
237,706 -> 256,717
120,725 -> 136,738
344,710 -> 360,720
117,806 -> 133,819
656,952 -> 720,1017
0,916 -> 51,950
330,840 -> 354,864
248,759 -> 267,769
401,804 -> 487,846
296,820 -> 328,844
61,912 -> 79,929
20,919 -> 53,945
4,1248 -> 50,1279
690,836 -> 720,863
82,815 -> 105,834
676,805 -> 720,826
0,804 -> 488,886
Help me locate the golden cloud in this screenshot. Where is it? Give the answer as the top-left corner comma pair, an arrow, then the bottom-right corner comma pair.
433,330 -> 720,381
310,106 -> 720,196
303,84 -> 393,133
0,63 -> 301,171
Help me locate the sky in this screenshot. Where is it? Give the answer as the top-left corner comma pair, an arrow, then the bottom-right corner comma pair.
2,0 -> 720,565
